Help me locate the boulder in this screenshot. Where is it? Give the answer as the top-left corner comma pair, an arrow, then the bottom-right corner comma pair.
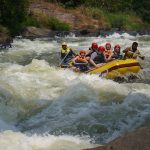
85,126 -> 150,150
22,27 -> 52,38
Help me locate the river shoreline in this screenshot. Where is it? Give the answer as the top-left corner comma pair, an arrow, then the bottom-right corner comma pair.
1,27 -> 150,44
22,27 -> 150,39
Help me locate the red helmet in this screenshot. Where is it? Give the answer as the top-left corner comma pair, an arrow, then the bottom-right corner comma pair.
114,44 -> 121,49
91,42 -> 98,49
98,46 -> 105,53
79,50 -> 86,55
105,42 -> 111,48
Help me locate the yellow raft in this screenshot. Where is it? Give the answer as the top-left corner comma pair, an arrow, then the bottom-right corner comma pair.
87,59 -> 141,79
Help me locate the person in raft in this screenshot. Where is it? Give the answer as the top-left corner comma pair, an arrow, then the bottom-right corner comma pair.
91,46 -> 106,65
123,42 -> 144,60
104,42 -> 113,62
60,42 -> 76,65
112,44 -> 123,59
86,42 -> 98,57
72,50 -> 98,72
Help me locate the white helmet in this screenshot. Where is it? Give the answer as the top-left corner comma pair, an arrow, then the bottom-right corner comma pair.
62,42 -> 67,46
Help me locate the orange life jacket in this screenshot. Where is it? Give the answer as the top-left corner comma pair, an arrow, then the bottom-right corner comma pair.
104,49 -> 113,58
75,56 -> 87,63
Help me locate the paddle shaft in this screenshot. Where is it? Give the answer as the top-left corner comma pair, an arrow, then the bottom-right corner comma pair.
59,52 -> 70,66
74,63 -> 88,65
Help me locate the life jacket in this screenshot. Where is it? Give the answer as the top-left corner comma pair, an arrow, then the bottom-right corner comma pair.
93,52 -> 105,63
86,47 -> 96,57
112,51 -> 122,59
104,49 -> 113,58
75,56 -> 87,63
61,47 -> 73,60
125,47 -> 140,59
74,56 -> 88,72
61,47 -> 71,55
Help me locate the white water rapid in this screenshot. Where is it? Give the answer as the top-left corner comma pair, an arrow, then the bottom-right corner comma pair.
0,33 -> 150,150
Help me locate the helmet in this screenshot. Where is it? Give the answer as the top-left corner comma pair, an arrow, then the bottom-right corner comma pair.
98,46 -> 105,53
79,50 -> 86,55
105,42 -> 111,48
114,44 -> 121,49
91,42 -> 98,49
62,42 -> 67,46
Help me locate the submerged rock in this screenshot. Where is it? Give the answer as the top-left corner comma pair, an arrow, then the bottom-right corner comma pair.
84,126 -> 150,150
22,27 -> 52,38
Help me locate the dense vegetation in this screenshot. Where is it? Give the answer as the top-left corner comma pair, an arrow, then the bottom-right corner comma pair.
0,0 -> 29,36
0,0 -> 149,36
50,0 -> 150,23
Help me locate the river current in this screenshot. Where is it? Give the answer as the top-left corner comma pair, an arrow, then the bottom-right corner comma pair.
0,33 -> 150,149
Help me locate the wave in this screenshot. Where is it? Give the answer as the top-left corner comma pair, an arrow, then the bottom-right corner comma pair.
0,34 -> 150,147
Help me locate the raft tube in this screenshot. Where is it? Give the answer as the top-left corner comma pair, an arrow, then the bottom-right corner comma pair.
87,59 -> 141,79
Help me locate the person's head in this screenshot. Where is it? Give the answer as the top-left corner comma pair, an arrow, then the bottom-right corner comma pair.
114,44 -> 121,54
62,42 -> 67,50
132,42 -> 138,52
98,46 -> 105,53
79,50 -> 86,58
105,42 -> 111,50
91,42 -> 98,50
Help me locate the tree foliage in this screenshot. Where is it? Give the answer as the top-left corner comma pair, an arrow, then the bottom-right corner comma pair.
49,0 -> 150,23
0,0 -> 29,35
132,0 -> 150,23
0,0 -> 149,35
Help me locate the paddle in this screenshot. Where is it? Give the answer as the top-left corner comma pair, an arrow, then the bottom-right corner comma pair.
74,62 -> 88,66
59,52 -> 70,67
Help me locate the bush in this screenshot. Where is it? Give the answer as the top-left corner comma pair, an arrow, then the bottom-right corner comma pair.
80,7 -> 104,20
132,0 -> 150,23
105,12 -> 146,30
105,13 -> 126,29
124,15 -> 147,30
0,24 -> 9,34
47,17 -> 71,31
0,0 -> 29,36
22,16 -> 40,27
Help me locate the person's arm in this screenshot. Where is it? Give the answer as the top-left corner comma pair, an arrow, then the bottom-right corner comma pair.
83,59 -> 88,64
70,49 -> 76,56
86,50 -> 93,56
102,52 -> 107,62
72,57 -> 77,64
88,58 -> 98,67
139,55 -> 145,60
137,51 -> 145,60
107,50 -> 113,61
134,50 -> 145,60
123,47 -> 129,53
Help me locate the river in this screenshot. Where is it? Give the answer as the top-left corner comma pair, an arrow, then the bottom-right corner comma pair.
0,33 -> 150,150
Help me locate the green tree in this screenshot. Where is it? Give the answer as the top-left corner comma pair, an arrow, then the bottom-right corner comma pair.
132,0 -> 150,23
0,0 -> 29,35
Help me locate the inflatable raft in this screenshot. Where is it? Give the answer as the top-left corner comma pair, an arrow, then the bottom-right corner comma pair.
87,59 -> 141,79
61,59 -> 141,79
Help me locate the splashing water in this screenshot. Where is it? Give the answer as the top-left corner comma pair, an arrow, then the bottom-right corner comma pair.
0,33 -> 150,149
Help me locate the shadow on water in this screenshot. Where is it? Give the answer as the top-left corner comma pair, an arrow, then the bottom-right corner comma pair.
113,75 -> 140,83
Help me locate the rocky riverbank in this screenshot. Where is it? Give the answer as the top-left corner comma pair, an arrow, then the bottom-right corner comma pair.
0,32 -> 9,43
0,32 -> 12,48
1,0 -> 150,42
84,126 -> 150,150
